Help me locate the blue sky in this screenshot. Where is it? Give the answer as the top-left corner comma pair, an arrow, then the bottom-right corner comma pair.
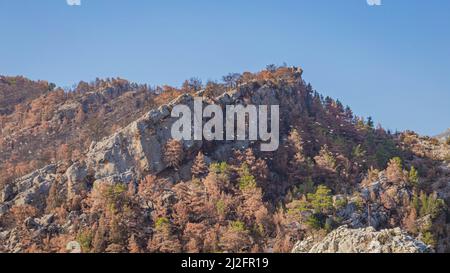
0,0 -> 449,136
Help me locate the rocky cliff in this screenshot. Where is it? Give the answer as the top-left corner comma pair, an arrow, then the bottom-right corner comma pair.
0,76 -> 292,214
0,67 -> 448,253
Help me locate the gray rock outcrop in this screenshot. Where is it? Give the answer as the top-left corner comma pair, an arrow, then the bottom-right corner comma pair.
292,225 -> 431,253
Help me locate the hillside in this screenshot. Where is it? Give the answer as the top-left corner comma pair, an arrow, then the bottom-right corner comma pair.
0,77 -> 185,189
0,67 -> 449,253
436,129 -> 450,142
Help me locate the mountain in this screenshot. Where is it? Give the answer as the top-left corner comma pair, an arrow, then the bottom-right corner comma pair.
0,76 -> 53,115
0,67 -> 449,253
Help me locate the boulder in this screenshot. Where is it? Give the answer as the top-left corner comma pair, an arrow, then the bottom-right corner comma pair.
1,183 -> 14,202
66,162 -> 88,198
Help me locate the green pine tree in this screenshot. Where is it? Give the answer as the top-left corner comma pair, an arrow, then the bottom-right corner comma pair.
408,166 -> 419,187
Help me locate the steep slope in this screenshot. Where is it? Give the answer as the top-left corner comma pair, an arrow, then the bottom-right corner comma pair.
0,67 -> 448,253
0,76 -> 53,115
0,77 -> 184,188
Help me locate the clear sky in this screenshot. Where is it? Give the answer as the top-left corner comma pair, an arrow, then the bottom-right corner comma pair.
0,0 -> 449,136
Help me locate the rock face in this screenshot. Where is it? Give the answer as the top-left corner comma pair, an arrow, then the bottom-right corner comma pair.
292,226 -> 431,253
1,68 -> 447,253
0,213 -> 59,253
436,128 -> 450,142
330,171 -> 412,231
0,164 -> 60,215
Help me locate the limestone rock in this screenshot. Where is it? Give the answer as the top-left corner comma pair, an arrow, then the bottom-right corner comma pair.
0,183 -> 14,202
292,225 -> 431,253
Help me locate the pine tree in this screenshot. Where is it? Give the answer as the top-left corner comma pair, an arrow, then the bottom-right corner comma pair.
366,116 -> 374,128
109,215 -> 126,246
314,145 -> 337,172
46,181 -> 62,213
361,167 -> 380,186
238,164 -> 257,191
105,243 -> 125,253
244,148 -> 257,166
183,222 -> 207,253
138,174 -> 168,216
191,152 -> 208,178
204,162 -> 231,198
203,224 -> 221,253
287,129 -> 307,182
138,175 -> 156,201
203,171 -> 222,200
386,157 -> 405,183
92,216 -> 107,253
403,207 -> 418,234
234,149 -> 269,186
307,185 -> 333,214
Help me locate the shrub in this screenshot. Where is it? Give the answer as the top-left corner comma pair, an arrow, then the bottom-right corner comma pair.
210,162 -> 230,175
306,214 -> 322,230
334,197 -> 348,210
307,185 -> 333,214
287,198 -> 310,215
216,200 -> 226,216
412,192 -> 446,218
229,221 -> 247,233
386,157 -> 405,183
422,231 -> 436,247
163,139 -> 184,169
